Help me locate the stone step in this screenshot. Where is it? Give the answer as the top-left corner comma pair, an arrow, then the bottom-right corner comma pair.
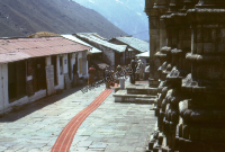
127,87 -> 159,95
135,98 -> 155,104
126,82 -> 159,95
114,90 -> 158,104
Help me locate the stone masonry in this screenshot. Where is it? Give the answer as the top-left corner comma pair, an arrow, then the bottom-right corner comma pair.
145,0 -> 225,152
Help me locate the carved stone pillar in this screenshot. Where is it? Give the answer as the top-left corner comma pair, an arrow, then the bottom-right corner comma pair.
148,0 -> 198,151
178,2 -> 225,151
145,0 -> 172,87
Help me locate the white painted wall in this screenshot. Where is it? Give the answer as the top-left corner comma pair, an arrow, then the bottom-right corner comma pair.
77,52 -> 83,78
45,56 -> 55,96
0,62 -> 47,115
0,89 -> 47,115
0,51 -> 89,115
140,57 -> 148,64
100,47 -> 115,70
71,53 -> 76,80
62,54 -> 68,74
0,64 -> 8,112
46,56 -> 51,66
55,55 -> 64,90
82,51 -> 88,79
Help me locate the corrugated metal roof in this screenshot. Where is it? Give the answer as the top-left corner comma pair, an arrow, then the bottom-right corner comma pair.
114,36 -> 149,53
0,37 -> 91,63
136,51 -> 149,58
62,35 -> 102,53
76,33 -> 127,53
76,33 -> 107,40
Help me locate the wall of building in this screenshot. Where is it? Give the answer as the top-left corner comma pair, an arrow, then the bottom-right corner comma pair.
45,56 -> 55,96
54,55 -> 64,90
54,54 -> 72,90
97,45 -> 115,70
77,52 -> 82,78
82,51 -> 88,79
0,64 -> 8,112
0,51 -> 89,115
139,57 -> 148,64
70,53 -> 76,81
0,61 -> 47,115
78,39 -> 115,70
109,39 -> 138,64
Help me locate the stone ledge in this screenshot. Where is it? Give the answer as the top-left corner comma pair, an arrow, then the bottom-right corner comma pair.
113,90 -> 157,98
115,97 -> 156,104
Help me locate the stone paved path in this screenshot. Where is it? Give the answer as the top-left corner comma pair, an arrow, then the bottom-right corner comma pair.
0,81 -> 156,152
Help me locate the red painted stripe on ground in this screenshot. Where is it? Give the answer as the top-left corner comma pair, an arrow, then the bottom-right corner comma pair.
52,89 -> 111,152
51,89 -> 113,152
53,90 -> 109,152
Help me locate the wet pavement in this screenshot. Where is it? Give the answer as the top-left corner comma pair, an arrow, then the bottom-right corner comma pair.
0,81 -> 156,152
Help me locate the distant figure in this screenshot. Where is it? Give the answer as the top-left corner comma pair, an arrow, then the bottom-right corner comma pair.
88,65 -> 96,86
136,58 -> 145,81
104,66 -> 111,89
130,57 -> 137,84
109,70 -> 116,87
116,65 -> 125,79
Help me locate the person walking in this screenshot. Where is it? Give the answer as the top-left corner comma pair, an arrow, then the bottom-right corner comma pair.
135,58 -> 145,81
130,57 -> 137,84
88,65 -> 96,86
104,66 -> 111,89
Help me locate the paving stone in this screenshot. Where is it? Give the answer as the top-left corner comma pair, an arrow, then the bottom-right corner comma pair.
0,81 -> 156,152
77,141 -> 93,147
88,142 -> 107,151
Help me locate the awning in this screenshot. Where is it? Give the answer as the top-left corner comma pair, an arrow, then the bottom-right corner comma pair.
91,60 -> 109,70
136,51 -> 149,58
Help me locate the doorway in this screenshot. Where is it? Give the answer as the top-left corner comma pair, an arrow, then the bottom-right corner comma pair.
67,54 -> 72,80
36,57 -> 47,91
51,56 -> 58,86
8,61 -> 27,102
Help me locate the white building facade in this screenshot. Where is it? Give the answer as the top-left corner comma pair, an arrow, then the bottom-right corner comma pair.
0,37 -> 90,115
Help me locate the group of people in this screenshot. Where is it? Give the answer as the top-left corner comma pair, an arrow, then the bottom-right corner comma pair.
88,65 -> 117,88
87,57 -> 146,87
129,57 -> 145,84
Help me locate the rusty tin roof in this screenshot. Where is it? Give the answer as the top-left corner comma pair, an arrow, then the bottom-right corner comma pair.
0,37 -> 91,63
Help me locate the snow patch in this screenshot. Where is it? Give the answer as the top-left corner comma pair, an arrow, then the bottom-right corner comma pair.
89,0 -> 95,3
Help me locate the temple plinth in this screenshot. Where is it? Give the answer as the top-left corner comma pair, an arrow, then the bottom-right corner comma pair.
145,0 -> 225,151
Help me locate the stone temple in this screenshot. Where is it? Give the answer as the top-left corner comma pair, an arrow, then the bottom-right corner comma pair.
144,0 -> 225,152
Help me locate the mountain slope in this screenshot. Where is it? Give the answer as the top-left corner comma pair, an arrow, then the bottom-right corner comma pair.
0,0 -> 126,39
73,0 -> 149,40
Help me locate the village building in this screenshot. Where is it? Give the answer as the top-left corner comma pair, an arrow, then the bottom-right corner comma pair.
62,35 -> 108,70
109,36 -> 149,64
75,33 -> 127,70
0,36 -> 90,114
136,51 -> 149,64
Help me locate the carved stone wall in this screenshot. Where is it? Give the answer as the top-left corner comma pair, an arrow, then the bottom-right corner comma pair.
145,0 -> 225,151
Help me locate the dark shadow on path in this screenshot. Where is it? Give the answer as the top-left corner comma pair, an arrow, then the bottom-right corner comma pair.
0,83 -> 88,122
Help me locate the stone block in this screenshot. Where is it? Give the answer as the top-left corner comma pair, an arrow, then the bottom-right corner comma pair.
189,127 -> 200,141
115,97 -> 123,102
200,127 -> 225,142
203,43 -> 215,54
